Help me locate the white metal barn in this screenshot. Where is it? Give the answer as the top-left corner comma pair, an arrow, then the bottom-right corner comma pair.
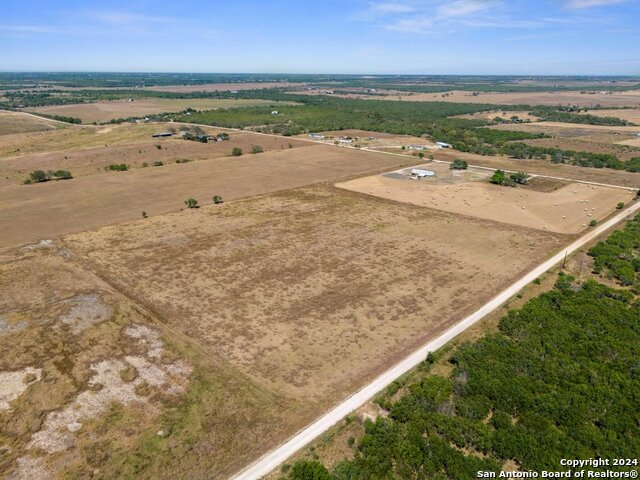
410,169 -> 435,179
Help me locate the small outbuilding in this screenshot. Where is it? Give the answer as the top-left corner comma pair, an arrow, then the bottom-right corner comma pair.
152,132 -> 174,138
410,168 -> 435,179
436,142 -> 451,149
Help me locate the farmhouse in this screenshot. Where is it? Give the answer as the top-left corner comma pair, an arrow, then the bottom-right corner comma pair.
339,137 -> 353,145
410,168 -> 435,179
436,142 -> 452,148
408,145 -> 427,151
309,133 -> 325,140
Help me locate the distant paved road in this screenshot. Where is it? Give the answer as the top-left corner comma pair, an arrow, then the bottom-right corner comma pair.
231,199 -> 640,480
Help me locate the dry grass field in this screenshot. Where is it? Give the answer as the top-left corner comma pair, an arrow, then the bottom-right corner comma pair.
433,148 -> 640,189
0,123 -> 307,186
61,186 -> 565,468
291,89 -> 640,107
0,242 -> 309,480
0,111 -> 60,136
144,82 -> 304,93
581,108 -> 640,124
337,163 -> 634,234
26,98 -> 295,123
454,110 -> 540,121
518,137 -> 640,161
299,129 -> 433,149
396,90 -> 640,107
0,144 -> 421,248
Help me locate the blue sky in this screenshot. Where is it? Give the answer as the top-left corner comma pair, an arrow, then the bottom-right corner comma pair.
1,0 -> 639,75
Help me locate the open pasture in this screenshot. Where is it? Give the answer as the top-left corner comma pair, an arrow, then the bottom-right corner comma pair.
62,185 -> 565,458
580,108 -> 640,124
144,82 -> 304,93
0,125 -> 307,186
26,98 -> 294,123
0,243 -> 303,479
0,111 -> 59,136
0,144 -> 419,248
336,163 -> 634,234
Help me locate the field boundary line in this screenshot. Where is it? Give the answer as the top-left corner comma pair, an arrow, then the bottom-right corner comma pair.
230,199 -> 640,480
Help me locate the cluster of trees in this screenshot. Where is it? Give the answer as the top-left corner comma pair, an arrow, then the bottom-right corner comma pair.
23,169 -> 72,184
500,142 -> 640,171
184,195 -> 224,209
531,107 -> 635,126
588,213 -> 640,288
489,169 -> 529,186
174,97 -> 541,154
283,271 -> 640,479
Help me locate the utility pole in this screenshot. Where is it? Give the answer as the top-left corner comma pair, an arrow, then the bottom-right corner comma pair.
562,251 -> 568,270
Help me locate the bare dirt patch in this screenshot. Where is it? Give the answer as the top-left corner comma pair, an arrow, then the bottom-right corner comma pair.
337,163 -> 634,234
0,245 -> 296,479
26,98 -> 295,123
0,144 -> 416,248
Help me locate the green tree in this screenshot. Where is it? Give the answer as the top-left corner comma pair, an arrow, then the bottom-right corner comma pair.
510,171 -> 530,185
251,145 -> 264,154
184,198 -> 198,209
29,170 -> 50,183
490,169 -> 507,185
231,147 -> 243,156
450,159 -> 468,170
213,195 -> 224,204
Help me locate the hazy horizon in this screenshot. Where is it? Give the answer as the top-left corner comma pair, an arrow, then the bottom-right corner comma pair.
2,0 -> 639,75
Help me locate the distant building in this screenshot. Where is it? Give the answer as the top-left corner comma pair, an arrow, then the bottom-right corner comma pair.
436,142 -> 452,149
339,136 -> 353,144
152,132 -> 173,138
309,133 -> 325,140
410,169 -> 435,179
271,111 -> 279,115
408,145 -> 427,151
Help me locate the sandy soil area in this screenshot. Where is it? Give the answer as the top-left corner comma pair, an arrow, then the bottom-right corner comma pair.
0,144 -> 419,248
336,164 -> 634,234
26,98 -> 293,123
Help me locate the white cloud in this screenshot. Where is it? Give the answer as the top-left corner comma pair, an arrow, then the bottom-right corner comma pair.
370,2 -> 417,13
566,0 -> 629,8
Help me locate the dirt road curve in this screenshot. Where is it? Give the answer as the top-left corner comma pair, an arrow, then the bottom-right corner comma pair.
230,199 -> 640,480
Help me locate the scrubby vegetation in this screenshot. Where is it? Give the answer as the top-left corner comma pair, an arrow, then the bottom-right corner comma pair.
531,107 -> 636,126
174,97 -> 540,154
501,143 -> 640,172
450,159 -> 468,170
23,169 -> 73,184
589,214 -> 640,288
106,164 -> 129,172
282,218 -> 640,480
184,198 -> 198,209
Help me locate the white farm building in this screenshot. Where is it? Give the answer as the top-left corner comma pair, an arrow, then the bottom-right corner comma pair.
410,169 -> 435,179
